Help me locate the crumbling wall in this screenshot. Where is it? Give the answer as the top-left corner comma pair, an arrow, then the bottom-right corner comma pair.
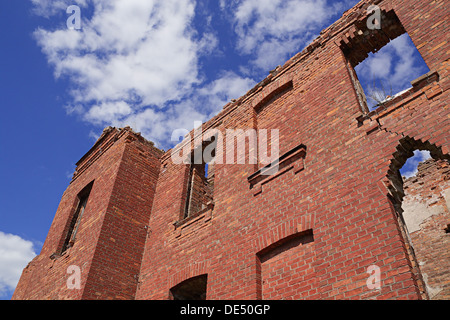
14,0 -> 450,300
402,158 -> 450,299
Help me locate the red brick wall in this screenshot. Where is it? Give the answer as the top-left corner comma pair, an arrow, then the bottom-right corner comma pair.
14,0 -> 449,300
12,128 -> 162,299
257,230 -> 316,299
136,0 -> 449,300
81,130 -> 162,299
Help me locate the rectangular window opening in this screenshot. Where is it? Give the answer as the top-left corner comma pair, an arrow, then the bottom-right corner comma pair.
61,181 -> 93,253
183,138 -> 216,220
342,10 -> 430,112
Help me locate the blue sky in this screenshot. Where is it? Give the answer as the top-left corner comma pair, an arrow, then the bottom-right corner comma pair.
0,0 -> 430,300
355,33 -> 429,110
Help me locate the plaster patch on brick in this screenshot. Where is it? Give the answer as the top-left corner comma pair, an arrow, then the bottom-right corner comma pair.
402,199 -> 444,233
442,189 -> 450,213
401,158 -> 450,300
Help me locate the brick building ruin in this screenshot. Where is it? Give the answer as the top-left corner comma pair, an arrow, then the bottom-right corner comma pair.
13,0 -> 449,300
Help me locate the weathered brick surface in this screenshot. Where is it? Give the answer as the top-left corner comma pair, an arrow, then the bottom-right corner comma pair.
402,159 -> 450,300
12,127 -> 163,299
13,0 -> 449,300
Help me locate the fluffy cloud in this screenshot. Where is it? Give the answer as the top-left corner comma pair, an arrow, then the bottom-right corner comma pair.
32,0 -> 256,148
0,232 -> 36,298
31,0 -> 88,18
388,34 -> 428,87
228,0 -> 355,71
365,51 -> 392,79
355,33 -> 429,107
197,71 -> 256,115
401,150 -> 432,179
34,0 -> 200,107
32,0 -> 359,148
120,71 -> 255,148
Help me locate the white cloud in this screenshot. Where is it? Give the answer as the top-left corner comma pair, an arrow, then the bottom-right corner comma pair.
355,33 -> 429,104
0,232 -> 36,298
228,0 -> 351,71
366,51 -> 392,78
33,1 -> 359,147
198,71 -> 256,115
34,0 -> 200,107
253,38 -> 301,72
31,0 -> 88,18
85,101 -> 132,125
389,34 -> 427,88
401,150 -> 432,179
32,0 -> 258,148
117,72 -> 255,149
219,0 -> 227,10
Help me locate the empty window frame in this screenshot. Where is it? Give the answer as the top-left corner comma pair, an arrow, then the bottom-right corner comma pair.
341,9 -> 430,112
183,138 -> 216,219
61,181 -> 93,253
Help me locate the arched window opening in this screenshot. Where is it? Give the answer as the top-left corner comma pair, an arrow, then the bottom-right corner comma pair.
169,274 -> 208,300
387,138 -> 450,299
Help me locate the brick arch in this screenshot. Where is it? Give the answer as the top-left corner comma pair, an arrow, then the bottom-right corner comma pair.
383,136 -> 450,299
253,215 -> 316,300
167,261 -> 210,291
253,214 -> 315,253
385,136 -> 450,216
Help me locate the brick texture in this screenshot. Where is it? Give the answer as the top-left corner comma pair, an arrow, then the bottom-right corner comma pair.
12,127 -> 163,300
13,0 -> 449,300
401,159 -> 450,299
